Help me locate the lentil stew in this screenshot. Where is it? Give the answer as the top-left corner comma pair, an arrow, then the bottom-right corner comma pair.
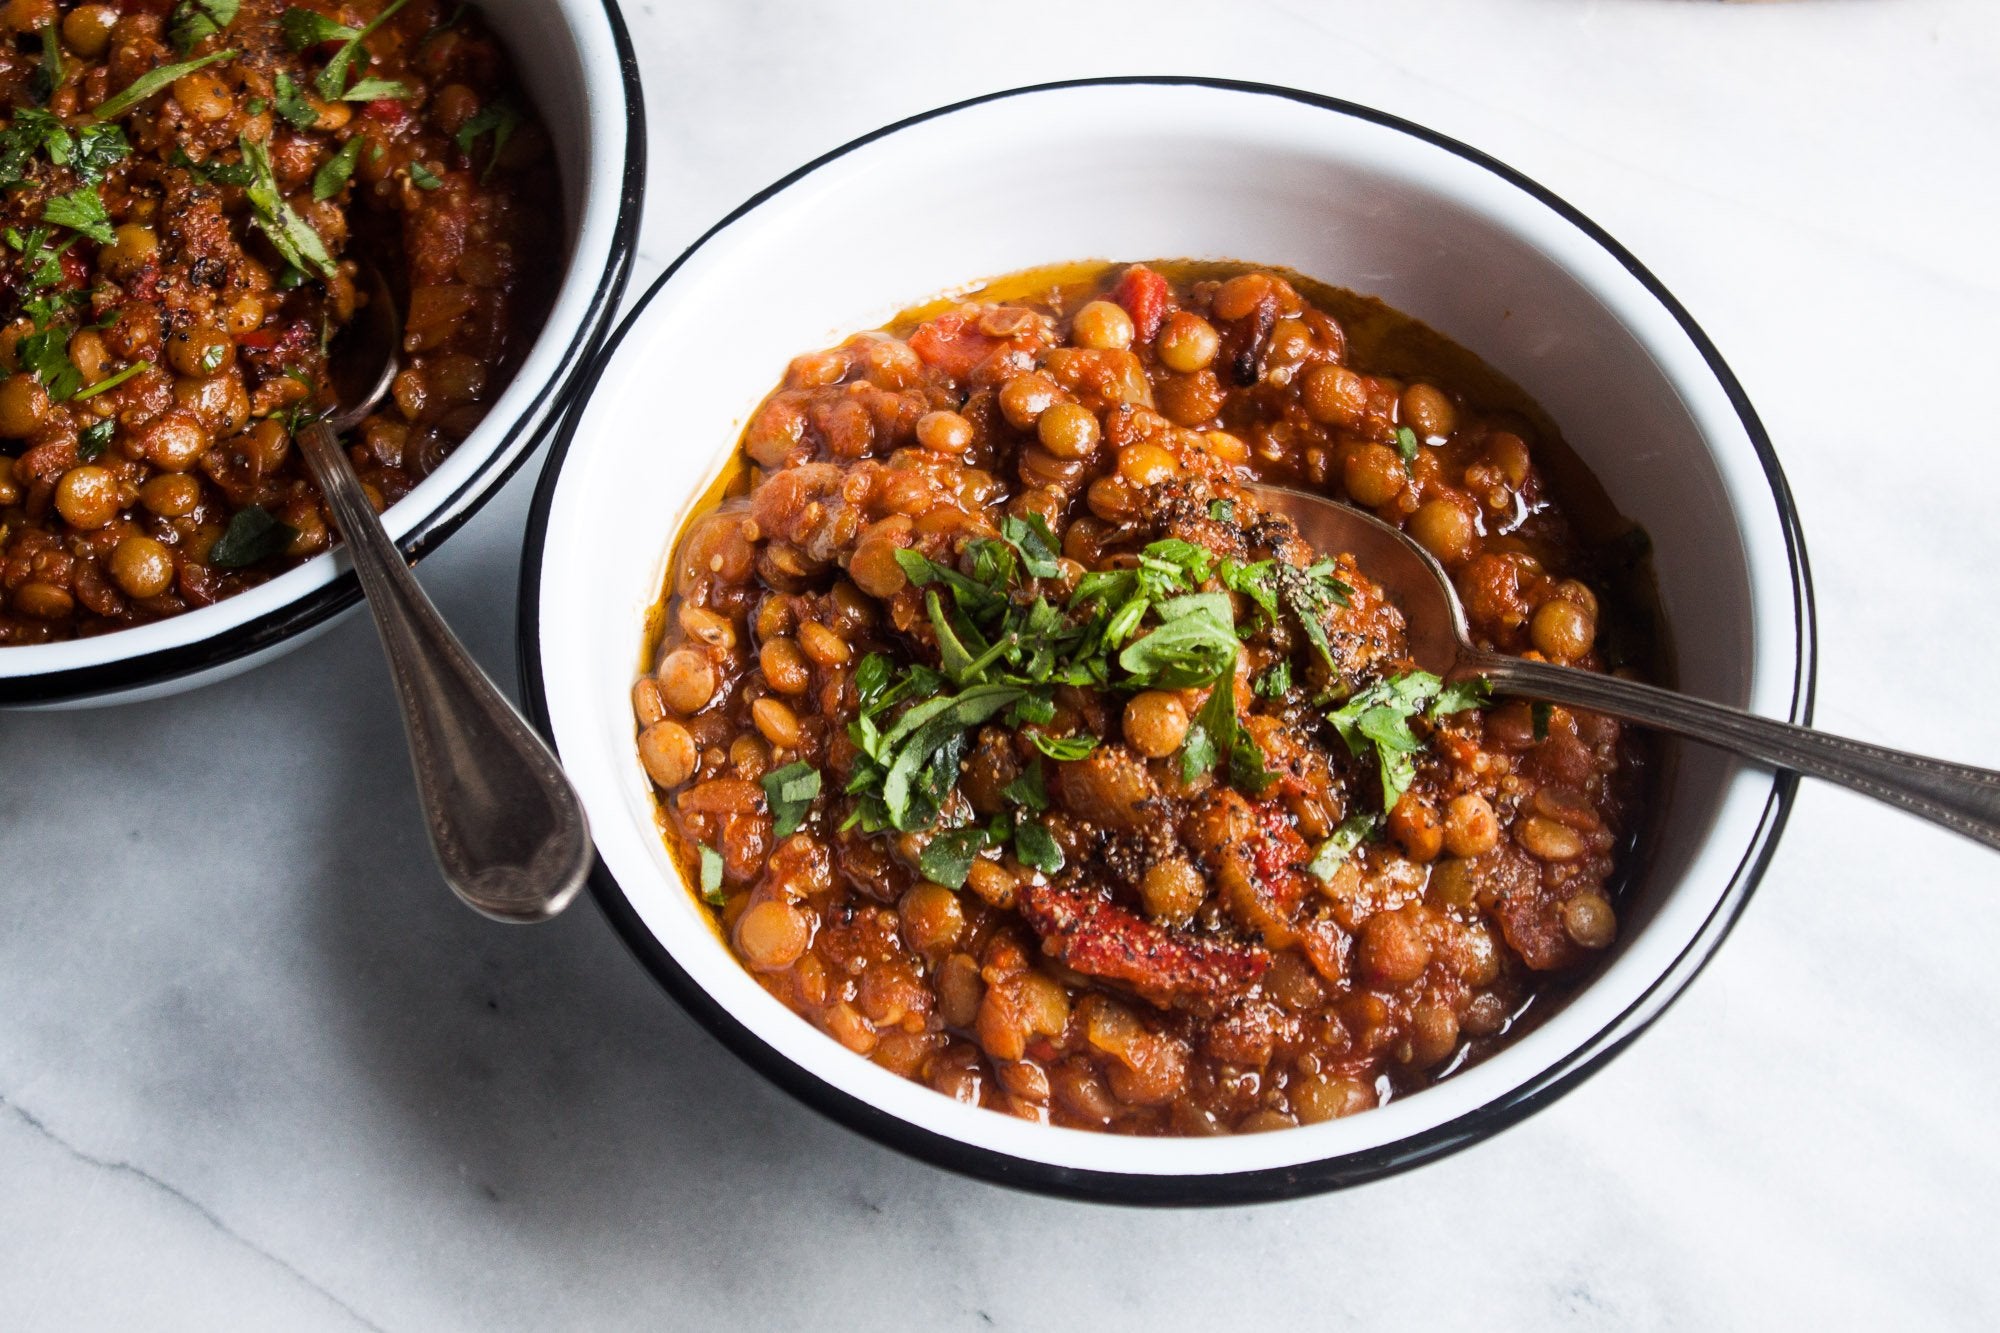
0,0 -> 557,644
637,261 -> 1657,1136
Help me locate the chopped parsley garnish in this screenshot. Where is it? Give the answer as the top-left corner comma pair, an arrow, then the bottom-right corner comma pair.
32,24 -> 64,103
1254,660 -> 1291,698
453,100 -> 519,180
917,824 -> 993,890
341,77 -> 412,102
272,72 -> 321,129
280,7 -> 357,51
75,418 -> 115,461
1208,498 -> 1236,523
1395,424 -> 1421,469
1306,813 -> 1377,881
168,0 -> 240,54
41,185 -> 113,244
697,845 -> 726,905
998,513 -> 1061,579
207,505 -> 298,569
1013,820 -> 1065,876
310,0 -> 412,100
1326,670 -> 1491,813
1532,700 -> 1553,743
408,160 -> 442,190
1026,731 -> 1096,762
312,135 -> 366,200
72,360 -> 150,401
71,124 -> 131,184
239,134 -> 337,282
94,49 -> 238,121
761,761 -> 821,839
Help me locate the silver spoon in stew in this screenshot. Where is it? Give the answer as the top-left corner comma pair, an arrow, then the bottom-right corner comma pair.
1249,483 -> 2000,852
291,267 -> 591,921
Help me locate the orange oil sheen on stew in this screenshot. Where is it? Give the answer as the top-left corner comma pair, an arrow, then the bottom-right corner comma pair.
637,260 -> 1658,1135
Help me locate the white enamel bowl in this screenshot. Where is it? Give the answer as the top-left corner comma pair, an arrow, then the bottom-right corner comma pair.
524,79 -> 1815,1204
0,0 -> 645,708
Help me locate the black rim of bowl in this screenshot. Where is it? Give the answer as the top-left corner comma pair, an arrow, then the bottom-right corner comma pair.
0,0 -> 648,707
518,76 -> 1818,1207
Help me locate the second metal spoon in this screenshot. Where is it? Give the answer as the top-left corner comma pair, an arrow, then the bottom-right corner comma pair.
1250,483 -> 2000,852
293,269 -> 591,921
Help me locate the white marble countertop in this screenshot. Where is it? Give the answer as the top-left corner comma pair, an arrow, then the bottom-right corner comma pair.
6,0 -> 1998,1326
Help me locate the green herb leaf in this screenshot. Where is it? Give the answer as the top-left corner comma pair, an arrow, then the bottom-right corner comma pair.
1026,730 -> 1096,762
1135,537 -> 1212,596
1532,700 -> 1553,743
75,418 -> 115,461
1208,498 -> 1236,523
33,25 -> 64,103
340,77 -> 412,102
1306,814 -> 1377,881
18,325 -> 82,401
93,49 -> 237,121
168,0 -> 240,54
280,7 -> 357,51
272,72 -> 320,129
311,135 -> 364,201
1254,660 -> 1291,699
918,825 -> 992,889
1428,675 -> 1492,720
1118,601 -> 1238,688
71,124 -> 130,184
1327,671 -> 1446,812
1000,760 -> 1048,812
878,684 -> 1024,831
697,844 -> 726,905
1273,559 -> 1352,672
42,186 -> 113,244
1219,558 -> 1279,625
1179,676 -> 1229,784
1395,424 -> 1420,469
312,0 -> 412,100
239,134 -> 337,282
71,359 -> 149,401
761,761 -> 820,839
1013,820 -> 1065,876
999,514 -> 1062,579
452,100 -> 520,180
207,504 -> 298,569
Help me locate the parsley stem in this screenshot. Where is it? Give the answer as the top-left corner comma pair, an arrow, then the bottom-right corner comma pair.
93,49 -> 237,120
72,359 -> 150,400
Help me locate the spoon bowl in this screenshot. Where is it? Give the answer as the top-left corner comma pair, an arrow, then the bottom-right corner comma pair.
1248,482 -> 2000,852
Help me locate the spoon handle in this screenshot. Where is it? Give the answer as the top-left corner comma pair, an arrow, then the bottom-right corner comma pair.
1472,653 -> 2000,852
297,421 -> 592,920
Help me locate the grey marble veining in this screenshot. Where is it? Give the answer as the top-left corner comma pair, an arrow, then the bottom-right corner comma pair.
4,1 -> 1998,1327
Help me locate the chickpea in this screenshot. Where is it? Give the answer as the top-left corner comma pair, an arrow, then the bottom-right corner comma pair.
657,647 -> 718,714
1156,370 -> 1224,427
759,636 -> 812,695
4,0 -> 55,33
1387,794 -> 1443,863
1122,691 -> 1189,759
222,293 -> 266,337
847,536 -> 907,598
1485,431 -> 1532,486
637,719 -> 697,788
751,696 -> 803,749
1442,793 -> 1500,858
54,466 -> 119,530
68,330 -> 108,385
0,469 -> 18,506
1530,597 -> 1596,662
1071,300 -> 1134,351
1562,892 -> 1617,949
1036,401 -> 1100,460
1517,815 -> 1585,862
915,409 -> 972,454
13,581 -> 73,618
166,327 -> 236,379
964,858 -> 1019,910
98,224 -> 159,282
734,900 -> 811,972
1139,857 -> 1206,926
109,536 -> 175,598
1210,272 -> 1273,322
60,3 -> 117,57
1401,383 -> 1458,439
796,620 -> 851,667
0,374 -> 51,437
1343,443 -> 1407,507
1358,907 -> 1432,988
900,883 -> 965,958
1301,362 -> 1368,427
1116,441 -> 1178,487
141,410 -> 209,472
1405,1003 -> 1461,1068
1154,311 -> 1219,373
173,69 -> 234,123
997,373 -> 1060,431
1409,498 -> 1476,566
140,473 -> 201,517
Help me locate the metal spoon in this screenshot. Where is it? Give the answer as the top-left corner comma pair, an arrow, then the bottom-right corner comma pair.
1248,483 -> 2000,852
292,269 -> 591,921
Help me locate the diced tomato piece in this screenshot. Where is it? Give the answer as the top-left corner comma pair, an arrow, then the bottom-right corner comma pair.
363,99 -> 413,129
1114,264 -> 1171,342
235,328 -> 282,351
907,310 -> 1000,381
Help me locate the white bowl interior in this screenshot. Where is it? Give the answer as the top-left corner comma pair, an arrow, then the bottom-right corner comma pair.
0,0 -> 629,691
538,84 -> 1801,1177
